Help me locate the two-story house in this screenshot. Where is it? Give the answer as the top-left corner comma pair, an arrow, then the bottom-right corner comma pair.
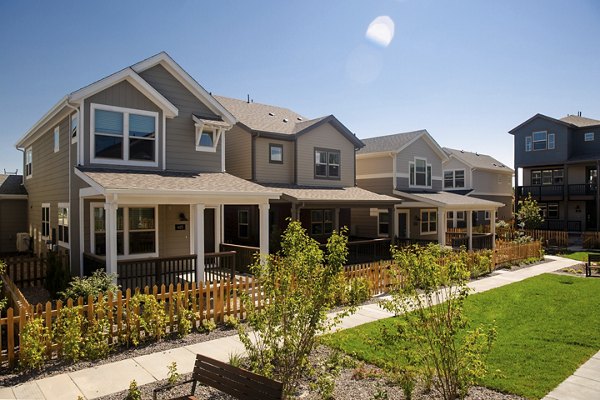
15,52 -> 281,286
442,148 -> 514,224
511,112 -> 600,232
216,96 -> 398,259
354,130 -> 503,249
0,174 -> 28,254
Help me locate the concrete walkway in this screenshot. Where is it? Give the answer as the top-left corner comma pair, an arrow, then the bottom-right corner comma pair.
0,255 -> 590,400
543,350 -> 600,400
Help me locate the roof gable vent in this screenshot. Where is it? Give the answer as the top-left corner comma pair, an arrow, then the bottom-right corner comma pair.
283,118 -> 289,123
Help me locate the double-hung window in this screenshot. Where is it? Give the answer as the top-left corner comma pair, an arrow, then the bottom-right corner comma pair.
311,209 -> 334,235
532,131 -> 547,151
238,210 -> 249,239
410,158 -> 432,187
25,148 -> 32,178
443,170 -> 465,189
420,209 -> 437,234
92,104 -> 158,166
315,149 -> 340,179
41,204 -> 50,239
58,204 -> 69,247
585,132 -> 595,142
378,211 -> 389,236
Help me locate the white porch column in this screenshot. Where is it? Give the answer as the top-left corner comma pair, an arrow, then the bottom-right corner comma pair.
467,210 -> 473,251
334,208 -> 340,231
259,203 -> 270,263
214,205 -> 222,251
104,200 -> 118,279
437,208 -> 446,246
194,204 -> 205,283
490,209 -> 496,250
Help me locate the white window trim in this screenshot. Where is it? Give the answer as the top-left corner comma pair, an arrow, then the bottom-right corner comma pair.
238,209 -> 249,239
409,157 -> 432,189
420,208 -> 437,235
25,147 -> 33,179
90,103 -> 159,167
484,211 -> 491,220
193,117 -> 224,152
41,203 -> 50,240
90,203 -> 159,260
532,131 -> 548,151
71,112 -> 79,144
57,202 -> 69,249
548,133 -> 555,149
525,136 -> 532,152
377,210 -> 389,237
53,126 -> 60,153
443,169 -> 466,189
585,132 -> 595,142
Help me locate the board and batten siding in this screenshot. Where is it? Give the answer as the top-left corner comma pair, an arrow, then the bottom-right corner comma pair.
138,64 -> 223,172
225,125 -> 252,179
395,137 -> 443,191
24,114 -> 72,255
0,199 -> 28,253
296,123 -> 355,187
83,80 -> 164,169
254,137 -> 294,184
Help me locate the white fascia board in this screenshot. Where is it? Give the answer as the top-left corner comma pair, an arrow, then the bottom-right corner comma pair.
421,132 -> 449,161
356,151 -> 395,159
74,169 -> 107,195
394,190 -> 444,207
131,53 -> 237,125
105,188 -> 280,199
70,68 -> 178,118
15,96 -> 69,148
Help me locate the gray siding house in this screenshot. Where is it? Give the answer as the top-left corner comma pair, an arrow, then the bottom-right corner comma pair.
510,112 -> 600,232
0,175 -> 28,254
355,130 -> 503,249
15,52 -> 280,285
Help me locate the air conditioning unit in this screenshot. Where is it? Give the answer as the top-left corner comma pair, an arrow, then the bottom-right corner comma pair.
16,232 -> 30,252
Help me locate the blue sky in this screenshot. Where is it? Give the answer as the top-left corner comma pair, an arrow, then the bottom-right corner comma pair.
1,0 -> 599,173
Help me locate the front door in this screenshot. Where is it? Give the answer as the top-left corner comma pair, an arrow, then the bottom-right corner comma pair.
586,201 -> 597,231
204,208 -> 215,253
397,211 -> 409,239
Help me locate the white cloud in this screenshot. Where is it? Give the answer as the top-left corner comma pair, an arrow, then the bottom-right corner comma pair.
365,16 -> 395,47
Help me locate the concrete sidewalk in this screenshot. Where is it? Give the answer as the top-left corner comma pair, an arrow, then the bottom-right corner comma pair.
1,255 -> 587,400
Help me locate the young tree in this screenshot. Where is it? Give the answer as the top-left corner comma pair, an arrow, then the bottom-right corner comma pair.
516,193 -> 544,229
382,244 -> 496,400
238,220 -> 350,398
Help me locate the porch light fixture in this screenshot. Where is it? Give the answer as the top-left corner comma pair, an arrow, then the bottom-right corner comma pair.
179,212 -> 188,222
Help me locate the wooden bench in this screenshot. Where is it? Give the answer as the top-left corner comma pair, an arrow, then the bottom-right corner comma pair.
153,354 -> 283,400
586,254 -> 600,277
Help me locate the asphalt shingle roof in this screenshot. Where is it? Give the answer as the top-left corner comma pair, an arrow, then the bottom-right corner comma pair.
358,130 -> 426,155
443,148 -> 513,173
397,190 -> 504,208
559,115 -> 600,128
260,183 -> 398,203
0,175 -> 27,196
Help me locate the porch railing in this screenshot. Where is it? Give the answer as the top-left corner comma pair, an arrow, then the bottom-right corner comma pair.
396,238 -> 438,247
346,238 -> 392,264
569,183 -> 597,197
220,243 -> 259,274
472,234 -> 493,250
204,251 -> 236,283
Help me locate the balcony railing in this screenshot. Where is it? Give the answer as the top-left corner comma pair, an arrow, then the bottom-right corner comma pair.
517,185 -> 564,199
568,184 -> 597,198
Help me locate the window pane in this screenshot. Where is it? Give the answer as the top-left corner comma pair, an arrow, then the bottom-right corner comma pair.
328,164 -> 339,177
315,164 -> 327,177
455,170 -> 464,187
315,151 -> 327,164
430,212 -> 437,223
328,152 -> 340,165
416,159 -> 426,172
129,208 -> 155,230
542,170 -> 552,185
129,114 -> 155,138
421,212 -> 428,222
532,131 -> 546,141
444,171 -> 454,188
239,224 -> 249,238
311,210 -> 323,222
95,135 -> 123,159
416,171 -> 426,186
129,138 -> 155,161
427,166 -> 432,186
409,163 -> 415,185
324,222 -> 333,234
199,131 -> 213,147
129,231 -> 155,254
94,208 -> 105,232
531,171 -> 541,185
95,110 -> 123,135
379,212 -> 389,223
239,211 -> 248,224
533,140 -> 546,151
324,210 -> 333,222
270,145 -> 282,162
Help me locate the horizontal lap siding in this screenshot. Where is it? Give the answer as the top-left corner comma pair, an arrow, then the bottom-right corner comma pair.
296,123 -> 355,187
255,137 -> 293,184
350,208 -> 378,238
470,194 -> 512,221
0,200 -> 28,253
442,158 -> 472,189
356,178 -> 393,195
225,126 -> 252,179
472,170 -> 512,196
356,155 -> 392,175
139,65 -> 222,172
395,137 -> 443,191
84,80 -> 164,169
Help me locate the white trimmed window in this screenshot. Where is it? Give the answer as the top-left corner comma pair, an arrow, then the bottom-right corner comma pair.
378,211 -> 389,236
548,133 -> 555,149
311,209 -> 334,235
420,209 -> 437,234
525,136 -> 532,152
91,104 -> 158,166
443,170 -> 465,189
41,203 -> 50,239
484,211 -> 491,220
58,203 -> 69,247
53,126 -> 60,153
91,205 -> 156,258
193,117 -> 224,152
409,158 -> 432,187
25,147 -> 32,178
585,132 -> 595,142
238,210 -> 249,239
71,112 -> 79,143
532,131 -> 547,151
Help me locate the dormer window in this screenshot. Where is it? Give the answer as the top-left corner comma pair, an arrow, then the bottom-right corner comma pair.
193,115 -> 229,153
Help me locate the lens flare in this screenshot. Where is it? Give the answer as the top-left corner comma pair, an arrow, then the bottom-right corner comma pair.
365,16 -> 395,47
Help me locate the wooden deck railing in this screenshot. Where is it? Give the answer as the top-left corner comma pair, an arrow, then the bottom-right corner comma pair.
220,243 -> 259,274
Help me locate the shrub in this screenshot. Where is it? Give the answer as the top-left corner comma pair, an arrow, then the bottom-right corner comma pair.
60,270 -> 118,302
126,380 -> 141,400
223,314 -> 239,329
53,306 -> 84,361
128,294 -> 167,345
200,318 -> 216,333
19,316 -> 50,370
82,297 -> 112,360
45,251 -> 71,296
345,277 -> 371,306
0,260 -> 7,311
382,244 -> 496,400
516,193 -> 543,230
237,220 -> 352,398
175,295 -> 193,337
167,362 -> 180,385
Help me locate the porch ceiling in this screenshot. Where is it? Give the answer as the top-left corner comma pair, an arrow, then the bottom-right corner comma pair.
76,168 -> 280,201
262,183 -> 399,206
394,190 -> 504,210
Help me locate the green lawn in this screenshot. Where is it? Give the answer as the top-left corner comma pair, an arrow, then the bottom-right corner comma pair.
322,274 -> 600,399
558,251 -> 600,262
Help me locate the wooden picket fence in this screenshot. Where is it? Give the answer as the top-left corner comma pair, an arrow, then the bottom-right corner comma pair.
344,260 -> 390,296
493,240 -> 543,266
522,229 -> 568,247
582,232 -> 600,249
2,253 -> 69,287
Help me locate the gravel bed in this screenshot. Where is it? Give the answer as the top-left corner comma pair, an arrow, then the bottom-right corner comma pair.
0,325 -> 240,388
19,286 -> 52,306
98,346 -> 525,400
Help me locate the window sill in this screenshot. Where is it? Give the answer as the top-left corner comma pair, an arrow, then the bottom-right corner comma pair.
91,158 -> 158,167
195,146 -> 217,153
58,241 -> 70,250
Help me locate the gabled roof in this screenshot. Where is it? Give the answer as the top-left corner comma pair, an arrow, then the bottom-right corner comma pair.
0,175 -> 27,197
394,190 -> 504,209
260,183 -> 398,204
214,95 -> 364,148
559,115 -> 600,128
358,130 -> 448,161
443,147 -> 513,174
508,113 -> 572,134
